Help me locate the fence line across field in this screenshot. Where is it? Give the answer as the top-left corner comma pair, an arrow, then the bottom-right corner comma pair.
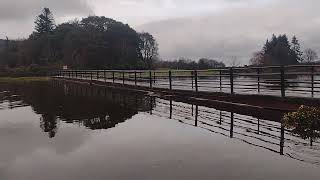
53,65 -> 320,98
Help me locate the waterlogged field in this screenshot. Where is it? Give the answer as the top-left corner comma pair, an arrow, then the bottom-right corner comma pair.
0,81 -> 319,180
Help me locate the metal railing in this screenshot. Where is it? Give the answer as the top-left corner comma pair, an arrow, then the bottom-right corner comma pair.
53,65 -> 320,98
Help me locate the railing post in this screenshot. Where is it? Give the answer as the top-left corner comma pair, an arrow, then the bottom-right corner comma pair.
194,70 -> 198,93
169,70 -> 172,90
191,71 -> 194,90
134,71 -> 137,86
90,71 -> 93,81
219,69 -> 222,92
75,71 -> 78,79
112,71 -> 115,84
104,70 -> 106,82
257,68 -> 260,93
122,71 -> 125,85
149,71 -> 152,88
280,66 -> 285,98
154,71 -> 156,83
230,67 -> 234,94
96,71 -> 99,80
311,66 -> 314,97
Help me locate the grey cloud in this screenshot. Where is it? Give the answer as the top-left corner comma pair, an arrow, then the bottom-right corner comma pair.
0,0 -> 93,20
1,0 -> 319,64
138,0 -> 320,64
0,0 -> 93,39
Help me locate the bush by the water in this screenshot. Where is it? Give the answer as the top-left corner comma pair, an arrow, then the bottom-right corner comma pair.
283,105 -> 320,146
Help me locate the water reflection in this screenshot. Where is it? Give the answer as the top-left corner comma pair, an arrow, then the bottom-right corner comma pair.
0,81 -> 152,138
40,114 -> 58,138
158,97 -> 320,165
0,81 -> 319,166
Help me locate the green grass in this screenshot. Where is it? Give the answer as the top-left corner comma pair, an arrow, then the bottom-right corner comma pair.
0,77 -> 51,83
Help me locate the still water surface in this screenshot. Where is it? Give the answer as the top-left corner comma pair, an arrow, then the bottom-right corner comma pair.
0,81 -> 319,180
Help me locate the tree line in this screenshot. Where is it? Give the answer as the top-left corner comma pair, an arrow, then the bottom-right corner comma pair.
0,8 -> 159,73
156,58 -> 225,70
250,34 -> 318,66
0,8 -> 319,76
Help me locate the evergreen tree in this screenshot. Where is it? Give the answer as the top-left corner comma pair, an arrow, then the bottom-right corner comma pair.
291,36 -> 303,63
34,8 -> 55,35
254,34 -> 299,66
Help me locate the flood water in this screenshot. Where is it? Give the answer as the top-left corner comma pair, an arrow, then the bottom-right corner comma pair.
0,81 -> 319,180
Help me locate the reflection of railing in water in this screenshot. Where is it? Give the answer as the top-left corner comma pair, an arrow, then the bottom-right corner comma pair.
54,64 -> 320,98
150,98 -> 320,165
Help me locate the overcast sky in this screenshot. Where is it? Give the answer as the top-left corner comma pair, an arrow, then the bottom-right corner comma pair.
0,0 -> 319,64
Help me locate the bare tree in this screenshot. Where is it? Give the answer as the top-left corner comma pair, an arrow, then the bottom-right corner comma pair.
139,32 -> 159,69
250,51 -> 264,66
229,56 -> 241,67
303,48 -> 318,63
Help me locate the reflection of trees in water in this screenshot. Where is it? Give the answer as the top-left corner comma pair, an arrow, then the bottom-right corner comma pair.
40,114 -> 59,138
0,81 -> 152,137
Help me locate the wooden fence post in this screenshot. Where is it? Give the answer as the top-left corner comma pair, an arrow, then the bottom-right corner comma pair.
191,71 -> 194,90
219,69 -> 222,92
122,71 -> 125,85
169,71 -> 172,90
311,66 -> 314,97
230,68 -> 234,94
257,68 -> 260,93
195,70 -> 198,93
134,71 -> 137,86
280,66 -> 285,98
149,71 -> 152,88
112,71 -> 115,84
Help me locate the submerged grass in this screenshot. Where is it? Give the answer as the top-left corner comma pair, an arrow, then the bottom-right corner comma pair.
0,77 -> 50,83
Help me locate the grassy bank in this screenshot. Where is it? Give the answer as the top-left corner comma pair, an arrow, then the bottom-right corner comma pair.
0,77 -> 51,83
